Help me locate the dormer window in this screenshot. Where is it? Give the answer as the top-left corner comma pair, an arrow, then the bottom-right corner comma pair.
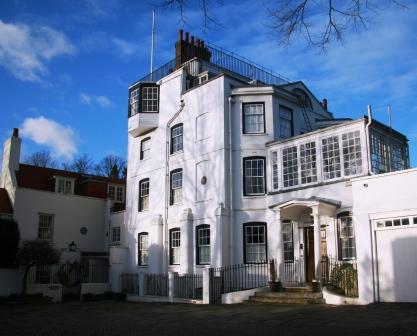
142,86 -> 159,113
108,185 -> 124,203
55,177 -> 74,195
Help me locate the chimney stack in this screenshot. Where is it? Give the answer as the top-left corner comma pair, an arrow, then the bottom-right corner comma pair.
175,30 -> 211,69
322,98 -> 328,111
12,128 -> 19,138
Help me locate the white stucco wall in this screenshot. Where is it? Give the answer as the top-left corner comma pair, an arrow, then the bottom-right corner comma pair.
351,168 -> 417,303
14,188 -> 109,252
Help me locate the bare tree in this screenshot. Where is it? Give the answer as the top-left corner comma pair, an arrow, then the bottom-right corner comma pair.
158,0 -> 408,50
94,154 -> 126,179
62,154 -> 93,174
24,150 -> 57,168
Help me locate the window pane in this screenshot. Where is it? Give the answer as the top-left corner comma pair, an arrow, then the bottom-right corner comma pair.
245,225 -> 266,263
282,146 -> 298,187
197,227 -> 210,264
272,151 -> 279,190
339,216 -> 356,260
342,131 -> 362,176
243,103 -> 264,134
244,158 -> 265,195
300,141 -> 317,184
170,170 -> 183,204
138,233 -> 149,266
280,106 -> 293,139
170,230 -> 181,264
171,125 -> 183,153
282,220 -> 294,262
141,87 -> 158,113
38,214 -> 53,240
371,132 -> 389,174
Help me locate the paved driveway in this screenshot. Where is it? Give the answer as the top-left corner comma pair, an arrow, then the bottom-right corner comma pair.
1,301 -> 417,336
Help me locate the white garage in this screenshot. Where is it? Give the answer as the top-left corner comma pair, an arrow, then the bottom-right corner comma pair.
374,216 -> 417,302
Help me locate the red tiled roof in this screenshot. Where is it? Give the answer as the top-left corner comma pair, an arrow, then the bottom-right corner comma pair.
0,188 -> 13,214
16,164 -> 125,199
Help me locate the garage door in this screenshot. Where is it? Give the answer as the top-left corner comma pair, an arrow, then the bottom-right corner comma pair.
375,217 -> 417,302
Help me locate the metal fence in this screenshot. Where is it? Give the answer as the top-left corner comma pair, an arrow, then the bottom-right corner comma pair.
210,261 -> 271,304
279,258 -> 305,284
174,273 -> 203,300
322,256 -> 358,297
28,263 -> 109,284
121,273 -> 139,294
144,273 -> 168,297
136,40 -> 289,86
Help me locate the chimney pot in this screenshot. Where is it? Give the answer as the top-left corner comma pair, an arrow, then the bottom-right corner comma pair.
322,98 -> 328,111
191,35 -> 194,45
178,29 -> 183,42
201,40 -> 205,48
12,128 -> 19,138
185,32 -> 189,43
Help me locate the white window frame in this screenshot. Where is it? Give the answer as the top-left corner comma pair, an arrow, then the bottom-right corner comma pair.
321,135 -> 341,181
242,102 -> 265,134
38,213 -> 54,241
171,124 -> 183,154
338,215 -> 356,260
138,232 -> 149,266
299,141 -> 317,185
243,157 -> 266,196
342,130 -> 362,176
282,146 -> 298,188
170,169 -> 183,205
282,220 -> 294,262
196,225 -> 210,265
272,151 -> 279,190
108,185 -> 124,203
112,227 -> 121,244
139,179 -> 149,212
140,137 -> 151,160
170,229 -> 181,265
130,88 -> 140,116
244,223 -> 267,264
141,86 -> 159,113
55,177 -> 74,195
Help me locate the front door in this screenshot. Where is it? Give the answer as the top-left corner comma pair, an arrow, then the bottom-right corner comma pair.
304,227 -> 315,282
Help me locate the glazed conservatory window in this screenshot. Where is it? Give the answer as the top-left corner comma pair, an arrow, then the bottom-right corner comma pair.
171,124 -> 183,154
370,132 -> 389,173
282,220 -> 294,262
243,157 -> 265,196
242,103 -> 265,134
57,178 -> 73,194
141,86 -> 158,113
170,169 -> 183,205
138,233 -> 149,266
139,179 -> 149,212
391,142 -> 407,171
244,224 -> 267,263
338,216 -> 356,260
196,225 -> 210,265
300,141 -> 317,184
279,105 -> 293,139
342,131 -> 362,176
282,146 -> 298,188
170,229 -> 181,265
38,213 -> 54,240
130,88 -> 140,116
321,136 -> 341,180
272,151 -> 279,190
140,137 -> 151,160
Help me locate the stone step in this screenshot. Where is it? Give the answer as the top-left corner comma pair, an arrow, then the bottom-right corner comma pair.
254,292 -> 323,299
282,285 -> 314,293
247,296 -> 325,305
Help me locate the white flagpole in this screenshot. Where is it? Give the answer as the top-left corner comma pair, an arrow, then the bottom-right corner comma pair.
150,9 -> 155,81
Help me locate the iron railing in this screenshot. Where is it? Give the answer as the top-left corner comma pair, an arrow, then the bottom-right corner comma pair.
121,273 -> 139,295
144,273 -> 169,297
174,273 -> 203,300
322,256 -> 358,297
279,258 -> 305,283
28,263 -> 109,284
135,41 -> 289,86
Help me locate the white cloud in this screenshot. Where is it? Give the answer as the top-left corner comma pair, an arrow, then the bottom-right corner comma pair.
96,95 -> 112,107
20,116 -> 77,159
111,37 -> 138,57
0,20 -> 75,82
80,93 -> 112,107
80,93 -> 93,105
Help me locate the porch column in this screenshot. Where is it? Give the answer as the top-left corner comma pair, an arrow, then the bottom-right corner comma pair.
274,209 -> 283,279
312,206 -> 321,282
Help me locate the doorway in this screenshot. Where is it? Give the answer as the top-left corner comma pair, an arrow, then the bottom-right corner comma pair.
304,227 -> 315,282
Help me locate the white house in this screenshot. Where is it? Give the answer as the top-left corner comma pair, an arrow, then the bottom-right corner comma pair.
1,128 -> 126,274
115,31 -> 415,304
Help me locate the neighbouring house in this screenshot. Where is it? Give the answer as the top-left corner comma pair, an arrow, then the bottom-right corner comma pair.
112,30 -> 417,304
0,128 -> 126,293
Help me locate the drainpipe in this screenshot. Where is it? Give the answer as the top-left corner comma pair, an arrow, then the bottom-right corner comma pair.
365,105 -> 375,175
164,98 -> 185,273
228,96 -> 235,265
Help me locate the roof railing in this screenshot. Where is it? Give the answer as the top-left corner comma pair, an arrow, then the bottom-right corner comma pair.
134,40 -> 290,86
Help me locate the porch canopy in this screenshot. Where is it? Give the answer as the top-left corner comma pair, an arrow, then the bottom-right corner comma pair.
269,197 -> 340,283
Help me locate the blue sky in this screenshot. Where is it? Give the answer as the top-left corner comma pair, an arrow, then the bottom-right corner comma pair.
1,0 -> 417,167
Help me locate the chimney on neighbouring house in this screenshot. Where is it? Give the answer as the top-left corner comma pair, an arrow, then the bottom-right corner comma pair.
1,128 -> 21,202
175,30 -> 211,69
322,98 -> 328,111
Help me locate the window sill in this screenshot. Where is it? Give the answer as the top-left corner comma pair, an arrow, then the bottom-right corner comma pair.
242,133 -> 268,136
242,194 -> 266,199
170,150 -> 184,157
137,265 -> 149,268
138,209 -> 149,213
196,264 -> 210,268
169,203 -> 182,207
